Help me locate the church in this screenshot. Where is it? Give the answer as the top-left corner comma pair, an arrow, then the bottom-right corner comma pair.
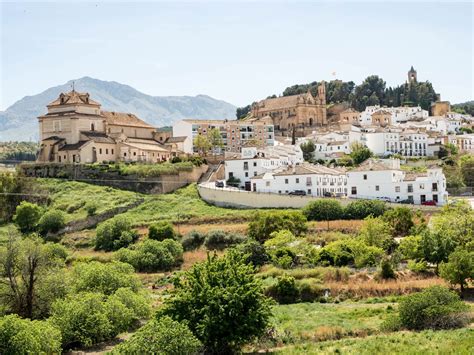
250,81 -> 327,136
37,90 -> 175,163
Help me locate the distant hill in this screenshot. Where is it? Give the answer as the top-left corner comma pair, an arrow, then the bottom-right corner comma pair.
0,77 -> 236,141
452,100 -> 474,116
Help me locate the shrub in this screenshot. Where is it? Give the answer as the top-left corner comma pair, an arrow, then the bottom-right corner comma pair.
85,202 -> 98,216
344,199 -> 387,219
13,201 -> 43,233
267,275 -> 299,304
379,256 -> 396,279
398,235 -> 423,260
380,314 -> 402,332
0,314 -> 62,355
297,279 -> 325,303
38,209 -> 66,235
71,261 -> 141,295
407,259 -> 428,273
95,216 -> 138,251
116,239 -> 183,272
162,250 -> 271,354
398,286 -> 470,330
111,316 -> 202,355
204,230 -> 246,250
235,239 -> 269,267
319,238 -> 384,268
148,221 -> 177,241
181,230 -> 206,251
303,199 -> 344,221
248,211 -> 307,243
359,216 -> 395,252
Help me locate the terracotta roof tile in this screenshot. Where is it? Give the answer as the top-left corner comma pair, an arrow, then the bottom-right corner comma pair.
102,111 -> 154,129
48,91 -> 100,107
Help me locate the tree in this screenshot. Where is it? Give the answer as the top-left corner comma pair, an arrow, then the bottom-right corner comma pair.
350,142 -> 373,165
207,128 -> 224,154
0,314 -> 62,354
398,235 -> 423,260
38,209 -> 65,236
382,207 -> 414,237
358,216 -> 395,252
303,199 -> 344,221
300,140 -> 315,161
193,134 -> 211,155
344,199 -> 387,219
95,215 -> 138,251
398,286 -> 469,330
352,75 -> 386,111
236,105 -> 251,119
439,248 -> 474,292
148,221 -> 177,241
162,251 -> 271,354
459,154 -> 474,187
0,233 -> 68,319
247,211 -> 307,243
111,316 -> 202,355
13,201 -> 43,234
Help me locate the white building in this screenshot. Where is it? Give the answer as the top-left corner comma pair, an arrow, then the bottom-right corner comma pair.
298,131 -> 351,160
424,116 -> 462,135
224,145 -> 303,190
251,163 -> 347,197
358,105 -> 428,126
347,159 -> 447,205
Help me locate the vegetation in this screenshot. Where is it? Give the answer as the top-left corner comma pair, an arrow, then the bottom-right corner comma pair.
13,201 -> 43,233
162,251 -> 272,354
0,142 -> 38,162
95,215 -> 138,251
304,199 -> 344,221
350,142 -> 373,165
37,209 -> 65,235
248,211 -> 307,243
300,140 -> 315,161
148,221 -> 177,241
439,248 -> 474,292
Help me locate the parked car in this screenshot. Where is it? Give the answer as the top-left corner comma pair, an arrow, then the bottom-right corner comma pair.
289,190 -> 307,196
398,199 -> 414,204
376,197 -> 391,202
215,180 -> 224,188
323,191 -> 335,197
421,200 -> 437,206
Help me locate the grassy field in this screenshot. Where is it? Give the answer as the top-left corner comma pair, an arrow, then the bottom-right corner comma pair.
39,179 -> 143,223
280,328 -> 474,354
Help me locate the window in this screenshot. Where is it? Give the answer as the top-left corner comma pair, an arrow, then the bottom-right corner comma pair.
376,185 -> 379,191
363,174 -> 367,180
408,184 -> 413,193
105,149 -> 108,154
99,148 -> 102,154
91,123 -> 95,131
296,178 -> 299,183
124,152 -> 127,157
254,171 -> 257,177
420,194 -> 426,203
432,183 -> 438,191
245,172 -> 248,177
351,186 -> 357,195
433,194 -> 438,202
133,152 -> 136,156
243,162 -> 249,170
53,121 -> 61,132
285,179 -> 289,184
111,149 -> 114,154
395,186 -> 400,193
419,183 -> 424,190
229,172 -> 234,178
266,181 -> 270,187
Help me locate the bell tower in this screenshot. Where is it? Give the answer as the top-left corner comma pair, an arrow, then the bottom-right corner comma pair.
408,66 -> 417,84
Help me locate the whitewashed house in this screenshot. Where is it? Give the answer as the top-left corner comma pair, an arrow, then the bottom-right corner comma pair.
347,159 -> 447,205
251,164 -> 347,197
224,145 -> 303,190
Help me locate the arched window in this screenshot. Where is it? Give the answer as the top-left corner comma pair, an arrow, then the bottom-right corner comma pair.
91,123 -> 95,131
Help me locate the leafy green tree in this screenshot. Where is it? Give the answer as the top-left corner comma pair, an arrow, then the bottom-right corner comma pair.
247,211 -> 307,243
162,250 -> 271,354
350,142 -> 373,165
148,221 -> 177,241
459,154 -> 474,187
344,199 -> 387,219
0,234 -> 68,319
0,314 -> 62,355
111,316 -> 202,355
352,75 -> 386,111
303,199 -> 344,221
318,238 -> 384,268
398,235 -> 423,260
359,216 -> 395,252
208,128 -> 224,154
398,286 -> 470,330
71,261 -> 141,295
38,209 -> 65,235
13,201 -> 43,233
234,239 -> 269,267
379,256 -> 396,279
236,105 -> 251,119
193,134 -> 211,155
300,140 -> 315,161
95,215 -> 138,251
382,207 -> 414,237
439,248 -> 474,292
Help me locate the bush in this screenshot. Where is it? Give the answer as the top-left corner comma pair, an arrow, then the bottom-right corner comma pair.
248,211 -> 307,243
303,199 -> 344,221
382,207 -> 414,237
235,239 -> 269,267
379,257 -> 396,279
111,316 -> 202,355
359,216 -> 395,252
95,216 -> 138,251
72,261 -> 141,295
398,235 -> 423,260
297,279 -> 325,303
116,239 -> 183,272
344,199 -> 387,219
204,230 -> 246,250
407,259 -> 428,273
38,209 -> 65,235
319,238 -> 384,268
267,275 -> 299,304
380,314 -> 402,332
439,248 -> 474,292
398,286 -> 470,330
85,202 -> 98,216
148,221 -> 177,241
13,201 -> 43,233
0,314 -> 62,355
181,230 -> 206,251
162,250 -> 271,354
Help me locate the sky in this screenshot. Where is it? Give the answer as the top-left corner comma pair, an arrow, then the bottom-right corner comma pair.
1,1 -> 473,110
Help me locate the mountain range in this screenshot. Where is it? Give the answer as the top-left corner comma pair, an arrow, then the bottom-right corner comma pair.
0,77 -> 236,141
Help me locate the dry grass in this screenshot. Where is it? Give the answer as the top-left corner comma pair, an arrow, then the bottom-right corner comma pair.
176,222 -> 248,236
326,275 -> 447,299
308,220 -> 364,234
181,248 -> 225,270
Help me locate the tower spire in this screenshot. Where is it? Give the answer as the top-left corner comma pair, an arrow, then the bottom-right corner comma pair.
72,81 -> 75,92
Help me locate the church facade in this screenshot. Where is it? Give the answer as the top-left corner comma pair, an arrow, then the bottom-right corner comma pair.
37,90 -> 174,164
250,82 -> 327,136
